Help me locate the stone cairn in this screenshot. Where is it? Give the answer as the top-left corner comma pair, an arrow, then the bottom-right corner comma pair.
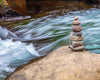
69,16 -> 84,51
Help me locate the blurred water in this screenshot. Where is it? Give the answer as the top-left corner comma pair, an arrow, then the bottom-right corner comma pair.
0,39 -> 40,80
1,8 -> 100,80
14,8 -> 100,54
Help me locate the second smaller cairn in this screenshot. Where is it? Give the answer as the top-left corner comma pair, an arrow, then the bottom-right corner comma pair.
69,16 -> 84,51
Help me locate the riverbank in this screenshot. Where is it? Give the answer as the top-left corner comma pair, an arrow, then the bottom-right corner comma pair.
0,1 -> 100,18
0,1 -> 99,30
6,46 -> 100,80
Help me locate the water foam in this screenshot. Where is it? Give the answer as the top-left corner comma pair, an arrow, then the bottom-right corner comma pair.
0,39 -> 40,80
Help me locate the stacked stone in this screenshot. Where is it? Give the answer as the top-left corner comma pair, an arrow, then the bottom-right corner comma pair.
69,16 -> 84,51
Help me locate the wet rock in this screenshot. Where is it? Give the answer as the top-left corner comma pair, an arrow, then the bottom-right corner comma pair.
0,26 -> 8,38
0,26 -> 17,39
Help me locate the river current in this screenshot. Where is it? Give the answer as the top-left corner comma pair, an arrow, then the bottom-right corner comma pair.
0,8 -> 100,79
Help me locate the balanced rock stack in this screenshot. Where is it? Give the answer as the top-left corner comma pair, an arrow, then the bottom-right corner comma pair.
69,16 -> 84,51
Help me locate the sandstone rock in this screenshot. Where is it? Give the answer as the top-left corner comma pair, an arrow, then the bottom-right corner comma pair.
6,46 -> 100,80
4,0 -> 27,15
69,35 -> 83,41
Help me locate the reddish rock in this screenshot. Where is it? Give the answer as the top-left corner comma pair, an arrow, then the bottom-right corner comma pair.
72,20 -> 81,25
74,16 -> 78,20
72,26 -> 82,32
4,0 -> 27,15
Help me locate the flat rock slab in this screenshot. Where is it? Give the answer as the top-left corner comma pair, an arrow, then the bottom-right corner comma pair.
6,46 -> 100,80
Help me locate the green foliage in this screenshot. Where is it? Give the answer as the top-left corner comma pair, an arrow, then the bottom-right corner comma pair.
0,0 -> 2,4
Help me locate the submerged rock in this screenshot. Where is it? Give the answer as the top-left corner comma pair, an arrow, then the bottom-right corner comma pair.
6,46 -> 100,80
0,26 -> 17,39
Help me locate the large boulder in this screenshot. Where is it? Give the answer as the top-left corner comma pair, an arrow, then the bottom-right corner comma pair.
0,1 -> 21,18
3,0 -> 27,15
3,0 -> 100,15
6,46 -> 100,80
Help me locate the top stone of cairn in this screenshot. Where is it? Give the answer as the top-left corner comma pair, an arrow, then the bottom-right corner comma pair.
72,16 -> 81,32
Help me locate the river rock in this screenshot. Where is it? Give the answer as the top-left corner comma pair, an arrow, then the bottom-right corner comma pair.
74,16 -> 78,20
71,31 -> 82,36
5,46 -> 100,80
71,41 -> 83,47
69,35 -> 84,41
69,45 -> 85,51
72,26 -> 82,32
72,20 -> 81,25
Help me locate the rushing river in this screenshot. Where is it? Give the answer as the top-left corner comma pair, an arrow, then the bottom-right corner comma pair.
0,8 -> 100,79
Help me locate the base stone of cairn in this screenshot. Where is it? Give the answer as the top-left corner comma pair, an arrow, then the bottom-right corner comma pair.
69,16 -> 84,51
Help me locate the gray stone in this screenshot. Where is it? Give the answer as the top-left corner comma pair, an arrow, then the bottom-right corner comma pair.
71,41 -> 83,47
69,35 -> 83,41
69,45 -> 84,51
71,31 -> 82,36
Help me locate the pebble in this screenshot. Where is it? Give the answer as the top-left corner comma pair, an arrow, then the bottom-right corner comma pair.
69,35 -> 83,41
69,45 -> 84,51
72,26 -> 82,32
72,20 -> 81,25
71,32 -> 82,36
71,41 -> 83,47
74,16 -> 78,20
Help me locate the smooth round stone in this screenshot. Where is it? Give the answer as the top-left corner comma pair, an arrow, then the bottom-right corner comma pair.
72,20 -> 81,25
74,16 -> 78,20
72,26 -> 82,32
69,45 -> 84,51
69,35 -> 83,41
71,41 -> 83,47
71,32 -> 82,36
